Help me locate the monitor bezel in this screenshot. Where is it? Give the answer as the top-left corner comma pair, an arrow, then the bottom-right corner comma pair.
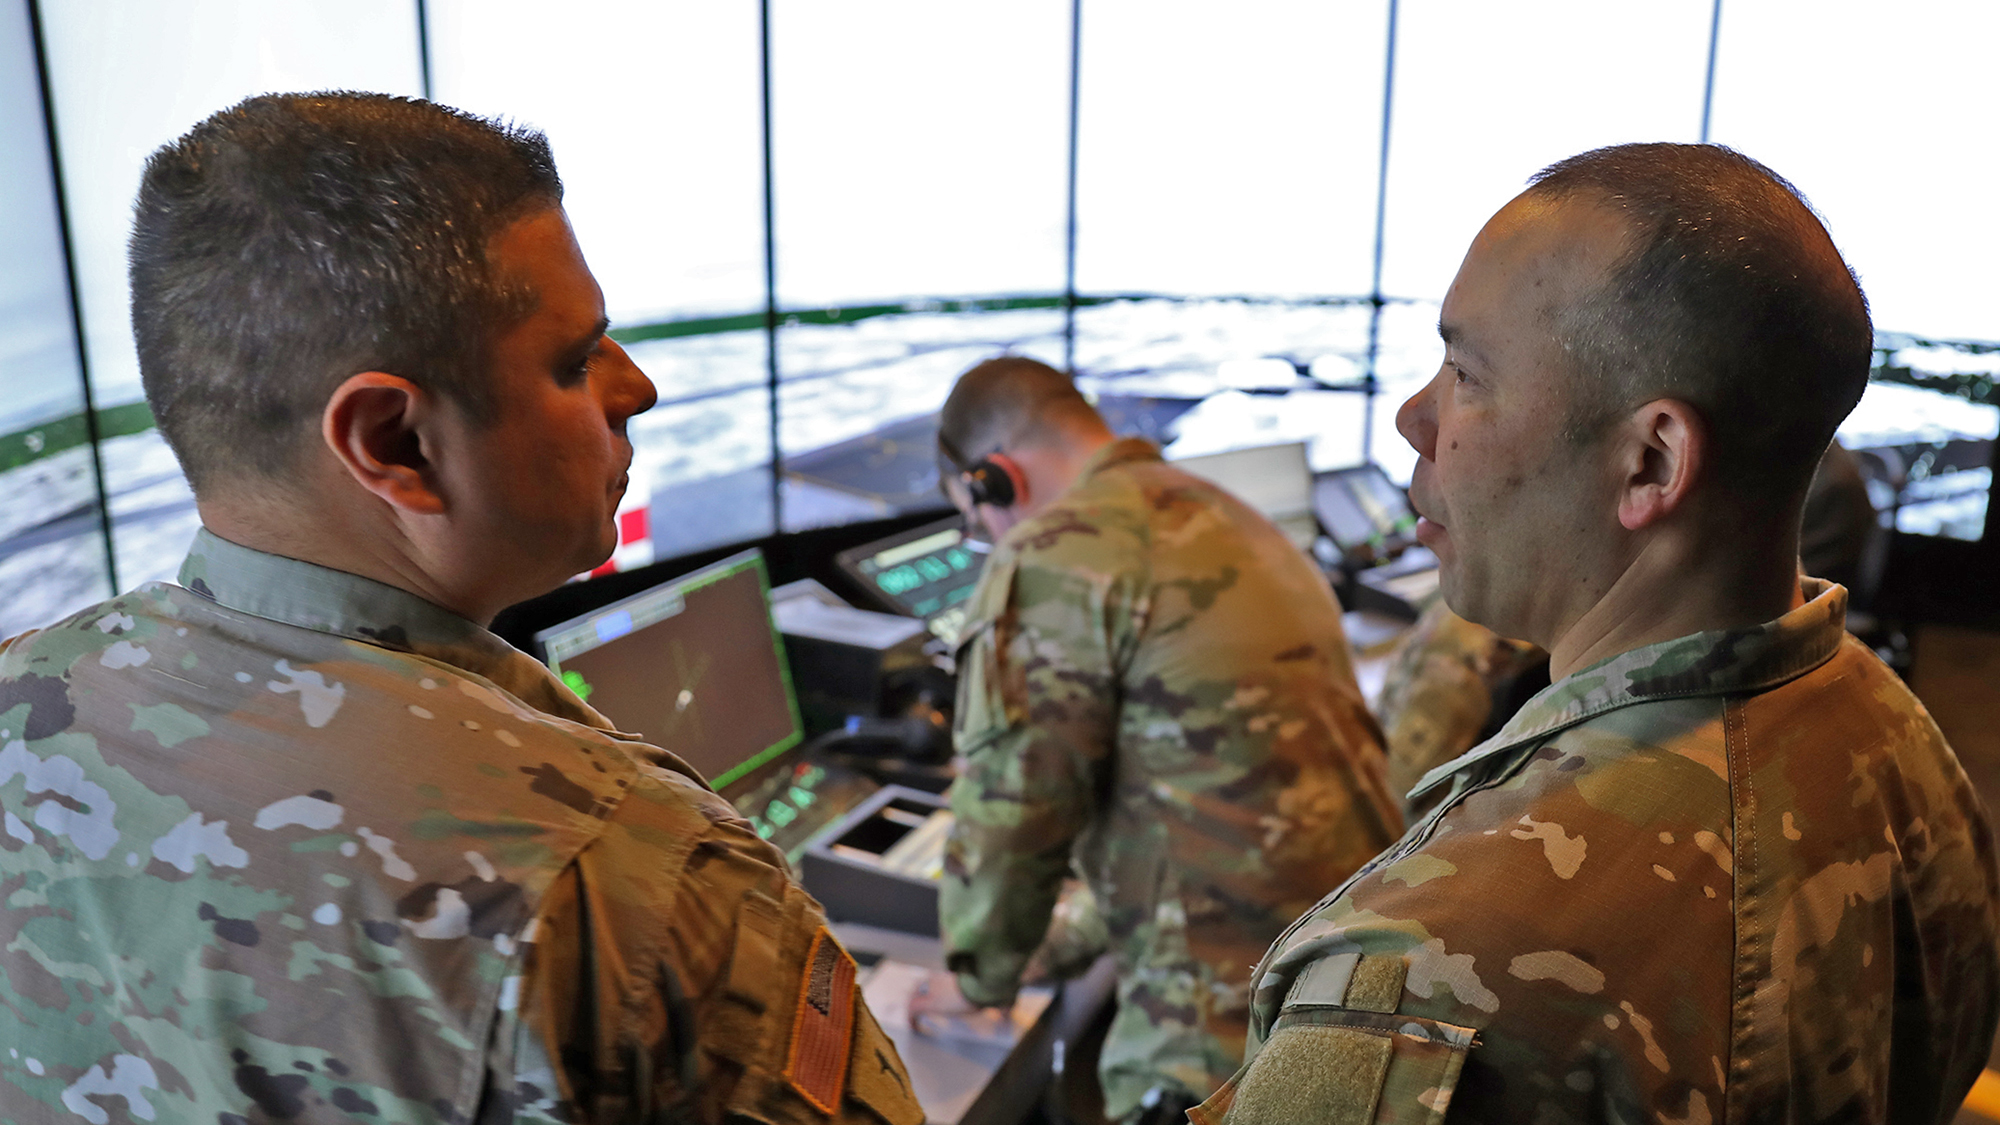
1312,462 -> 1418,558
533,548 -> 805,789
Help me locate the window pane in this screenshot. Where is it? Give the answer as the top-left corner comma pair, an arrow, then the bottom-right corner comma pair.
622,330 -> 774,560
770,0 -> 1070,308
1073,298 -> 1380,470
429,0 -> 765,323
1709,0 -> 2000,344
778,307 -> 1066,530
1070,2 -> 1391,469
769,0 -> 1070,531
0,0 -> 111,635
1361,0 -> 1713,479
1378,0 -> 1713,302
1075,0 -> 1390,299
40,0 -> 423,589
1361,300 -> 1445,486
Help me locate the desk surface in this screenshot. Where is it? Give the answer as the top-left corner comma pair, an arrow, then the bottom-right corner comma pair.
835,923 -> 1118,1125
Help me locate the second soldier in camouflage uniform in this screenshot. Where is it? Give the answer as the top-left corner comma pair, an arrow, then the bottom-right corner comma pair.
932,358 -> 1401,1123
1196,145 -> 2000,1124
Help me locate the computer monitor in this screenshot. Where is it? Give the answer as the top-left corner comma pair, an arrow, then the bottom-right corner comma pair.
1314,463 -> 1419,561
535,550 -> 803,789
1170,441 -> 1318,550
834,516 -> 990,643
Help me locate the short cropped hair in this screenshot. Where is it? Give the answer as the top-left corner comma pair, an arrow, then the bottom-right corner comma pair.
1528,143 -> 1872,511
937,356 -> 1102,468
129,92 -> 564,492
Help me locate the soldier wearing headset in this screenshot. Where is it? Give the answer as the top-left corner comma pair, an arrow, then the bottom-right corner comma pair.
915,355 -> 1401,1125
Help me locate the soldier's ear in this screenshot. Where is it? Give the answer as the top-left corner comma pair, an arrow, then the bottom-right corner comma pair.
985,453 -> 1030,512
1614,398 -> 1705,532
321,372 -> 448,516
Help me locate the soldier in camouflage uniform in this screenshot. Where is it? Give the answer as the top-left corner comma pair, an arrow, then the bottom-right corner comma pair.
0,93 -> 921,1124
1195,145 -> 2000,1124
929,358 -> 1401,1124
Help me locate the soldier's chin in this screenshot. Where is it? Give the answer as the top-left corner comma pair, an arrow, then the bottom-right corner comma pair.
568,529 -> 618,580
1436,571 -> 1474,623
589,534 -> 617,571
1439,578 -> 1516,641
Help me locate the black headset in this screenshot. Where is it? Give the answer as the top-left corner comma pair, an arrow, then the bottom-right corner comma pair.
938,432 -> 1017,509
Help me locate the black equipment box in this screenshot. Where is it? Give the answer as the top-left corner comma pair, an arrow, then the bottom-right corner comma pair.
799,785 -> 951,936
770,580 -> 932,733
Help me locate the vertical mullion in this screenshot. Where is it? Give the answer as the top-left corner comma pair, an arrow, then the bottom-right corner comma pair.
415,0 -> 433,101
1063,0 -> 1081,376
1362,0 -> 1399,467
760,0 -> 782,533
26,0 -> 118,594
1699,0 -> 1723,143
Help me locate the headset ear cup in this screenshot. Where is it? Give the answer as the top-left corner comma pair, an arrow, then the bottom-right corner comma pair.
966,460 -> 1016,509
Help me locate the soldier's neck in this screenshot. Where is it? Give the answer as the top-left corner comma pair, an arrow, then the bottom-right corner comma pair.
1009,429 -> 1115,523
1545,525 -> 1802,682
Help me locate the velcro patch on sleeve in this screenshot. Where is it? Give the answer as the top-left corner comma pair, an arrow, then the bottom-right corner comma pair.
1226,1023 -> 1392,1125
785,927 -> 858,1114
1342,954 -> 1407,1014
726,891 -> 783,1013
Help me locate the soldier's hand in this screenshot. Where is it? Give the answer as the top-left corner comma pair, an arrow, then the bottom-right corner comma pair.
908,969 -> 984,1034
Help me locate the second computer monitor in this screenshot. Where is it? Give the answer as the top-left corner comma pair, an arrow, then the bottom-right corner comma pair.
535,550 -> 802,790
1170,441 -> 1318,551
1314,463 -> 1419,563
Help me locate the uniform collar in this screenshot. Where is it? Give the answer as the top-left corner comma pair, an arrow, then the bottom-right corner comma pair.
1407,579 -> 1850,803
176,527 -> 612,730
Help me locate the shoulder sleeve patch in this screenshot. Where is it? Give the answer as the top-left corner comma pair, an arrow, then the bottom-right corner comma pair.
785,927 -> 858,1114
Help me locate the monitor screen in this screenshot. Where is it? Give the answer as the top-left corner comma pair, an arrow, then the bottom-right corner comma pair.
535,550 -> 803,789
834,516 -> 990,643
1170,441 -> 1317,550
1315,464 -> 1419,557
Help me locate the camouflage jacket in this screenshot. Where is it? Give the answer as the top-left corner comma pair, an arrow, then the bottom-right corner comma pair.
0,529 -> 922,1125
1192,580 -> 2000,1125
942,438 -> 1401,1120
